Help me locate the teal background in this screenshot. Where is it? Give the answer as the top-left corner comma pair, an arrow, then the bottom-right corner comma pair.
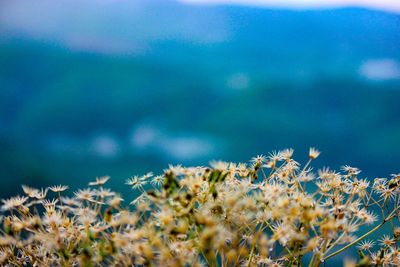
0,0 -> 400,198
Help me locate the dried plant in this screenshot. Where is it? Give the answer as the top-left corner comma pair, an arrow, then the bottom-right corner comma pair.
0,149 -> 399,266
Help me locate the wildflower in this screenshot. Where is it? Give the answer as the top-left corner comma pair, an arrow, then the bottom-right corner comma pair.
42,199 -> 58,207
268,150 -> 283,162
33,188 -> 48,200
76,208 -> 97,225
306,237 -> 320,251
126,176 -> 147,190
356,209 -> 378,225
341,165 -> 361,175
281,148 -> 294,160
48,185 -> 69,193
130,193 -> 147,206
309,147 -> 320,159
394,227 -> 400,239
264,161 -> 276,169
210,160 -> 229,171
150,175 -> 164,187
379,188 -> 397,201
370,251 -> 380,265
96,187 -> 115,198
43,211 -> 63,226
1,196 -> 28,211
285,159 -> 300,172
166,164 -> 185,175
21,185 -> 39,197
341,234 -> 357,244
155,208 -> 174,227
88,176 -> 110,186
74,188 -> 95,202
0,149 -> 397,267
140,172 -> 153,180
237,163 -> 249,176
61,196 -> 79,206
251,155 -> 266,165
318,167 -> 334,179
391,173 -> 400,179
108,195 -> 124,208
379,235 -> 395,247
298,172 -> 315,182
357,240 -> 375,251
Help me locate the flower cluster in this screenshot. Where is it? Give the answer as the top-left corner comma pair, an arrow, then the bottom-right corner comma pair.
0,149 -> 399,266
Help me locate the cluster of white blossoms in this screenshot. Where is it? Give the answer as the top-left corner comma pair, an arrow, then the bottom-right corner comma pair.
0,148 -> 399,266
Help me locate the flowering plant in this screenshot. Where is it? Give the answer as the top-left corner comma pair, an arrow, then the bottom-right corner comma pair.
1,148 -> 399,266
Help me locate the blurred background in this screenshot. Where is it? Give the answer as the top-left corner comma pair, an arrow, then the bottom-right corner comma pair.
0,0 -> 400,198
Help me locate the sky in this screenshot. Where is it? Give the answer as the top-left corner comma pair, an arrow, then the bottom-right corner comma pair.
179,0 -> 400,13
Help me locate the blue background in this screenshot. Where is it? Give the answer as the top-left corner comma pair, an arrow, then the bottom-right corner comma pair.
0,0 -> 400,198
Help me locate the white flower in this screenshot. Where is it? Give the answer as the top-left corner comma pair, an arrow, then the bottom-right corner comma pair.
48,185 -> 69,193
309,147 -> 321,159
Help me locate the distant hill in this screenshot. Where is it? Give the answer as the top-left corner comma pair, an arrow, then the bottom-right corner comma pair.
0,2 -> 400,197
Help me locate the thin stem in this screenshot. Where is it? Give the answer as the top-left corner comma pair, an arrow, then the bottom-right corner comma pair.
247,223 -> 265,267
247,243 -> 256,267
323,221 -> 386,261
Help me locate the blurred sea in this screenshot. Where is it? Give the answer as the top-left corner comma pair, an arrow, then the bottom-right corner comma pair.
0,0 -> 400,198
